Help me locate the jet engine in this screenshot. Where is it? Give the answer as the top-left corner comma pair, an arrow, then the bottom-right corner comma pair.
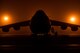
2,27 -> 9,32
71,26 -> 78,31
61,25 -> 67,30
13,26 -> 20,31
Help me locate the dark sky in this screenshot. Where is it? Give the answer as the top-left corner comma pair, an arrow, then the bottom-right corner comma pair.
0,0 -> 80,23
0,0 -> 80,36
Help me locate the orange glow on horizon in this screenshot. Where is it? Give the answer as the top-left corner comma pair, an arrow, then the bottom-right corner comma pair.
1,15 -> 12,26
66,15 -> 79,25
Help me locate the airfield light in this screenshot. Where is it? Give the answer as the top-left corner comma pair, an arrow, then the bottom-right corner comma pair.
70,16 -> 76,22
4,16 -> 9,21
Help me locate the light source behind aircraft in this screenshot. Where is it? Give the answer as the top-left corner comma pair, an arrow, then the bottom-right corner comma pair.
0,10 -> 80,35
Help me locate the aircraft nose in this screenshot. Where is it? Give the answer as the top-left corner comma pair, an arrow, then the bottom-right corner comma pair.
30,10 -> 51,34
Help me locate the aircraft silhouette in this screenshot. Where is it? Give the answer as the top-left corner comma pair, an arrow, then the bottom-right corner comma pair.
0,10 -> 80,34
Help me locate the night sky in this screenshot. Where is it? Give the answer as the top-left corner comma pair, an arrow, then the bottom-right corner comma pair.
0,0 -> 80,36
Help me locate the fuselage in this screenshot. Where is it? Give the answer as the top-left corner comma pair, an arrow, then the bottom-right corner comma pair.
30,10 -> 51,34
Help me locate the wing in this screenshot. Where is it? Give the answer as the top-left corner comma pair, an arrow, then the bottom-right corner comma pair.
0,20 -> 30,32
50,20 -> 80,31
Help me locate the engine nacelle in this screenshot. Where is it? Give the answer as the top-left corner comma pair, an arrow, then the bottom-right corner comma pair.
71,26 -> 78,31
2,27 -> 9,32
61,25 -> 67,30
13,26 -> 20,31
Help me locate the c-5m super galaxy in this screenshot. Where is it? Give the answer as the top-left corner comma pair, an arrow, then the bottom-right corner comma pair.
0,10 -> 80,35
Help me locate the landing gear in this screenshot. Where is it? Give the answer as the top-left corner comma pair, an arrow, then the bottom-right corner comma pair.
51,27 -> 58,36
